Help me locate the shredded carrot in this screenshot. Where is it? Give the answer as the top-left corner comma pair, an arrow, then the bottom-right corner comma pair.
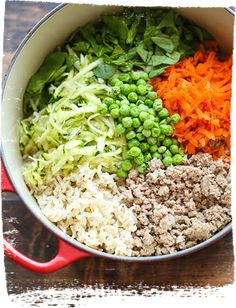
151,47 -> 232,160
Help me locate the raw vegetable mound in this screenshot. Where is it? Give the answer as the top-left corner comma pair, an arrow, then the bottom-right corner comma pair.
20,55 -> 125,188
20,8 -> 213,187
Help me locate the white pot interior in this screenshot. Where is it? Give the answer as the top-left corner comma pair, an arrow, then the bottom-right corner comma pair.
2,4 -> 234,255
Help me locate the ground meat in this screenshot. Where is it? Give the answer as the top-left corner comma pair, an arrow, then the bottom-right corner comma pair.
123,153 -> 231,257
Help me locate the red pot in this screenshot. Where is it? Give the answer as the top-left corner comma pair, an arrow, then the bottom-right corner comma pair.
2,4 -> 234,272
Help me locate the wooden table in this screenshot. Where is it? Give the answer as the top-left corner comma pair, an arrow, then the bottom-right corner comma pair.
2,1 -> 234,306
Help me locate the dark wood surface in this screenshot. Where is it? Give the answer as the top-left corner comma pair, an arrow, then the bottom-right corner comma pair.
2,1 -> 234,303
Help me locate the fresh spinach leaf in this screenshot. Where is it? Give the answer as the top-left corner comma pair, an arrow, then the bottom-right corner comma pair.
126,17 -> 141,44
102,16 -> 128,41
50,65 -> 67,84
156,10 -> 177,32
66,55 -> 79,70
136,44 -> 153,63
149,65 -> 168,78
151,35 -> 175,53
26,52 -> 67,96
73,41 -> 90,53
79,24 -> 97,47
93,64 -> 117,79
112,48 -> 137,66
110,45 -> 125,59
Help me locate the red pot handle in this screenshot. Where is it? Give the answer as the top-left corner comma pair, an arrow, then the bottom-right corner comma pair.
2,162 -> 92,273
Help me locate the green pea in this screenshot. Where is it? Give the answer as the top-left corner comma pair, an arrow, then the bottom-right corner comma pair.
160,124 -> 173,136
146,83 -> 153,91
136,132 -> 145,141
110,108 -> 120,118
170,144 -> 179,154
110,78 -> 119,86
118,93 -> 127,100
136,79 -> 146,86
148,91 -> 157,100
120,105 -> 130,116
157,134 -> 165,142
140,72 -> 149,80
114,80 -> 123,87
117,168 -> 128,179
137,163 -> 147,173
172,154 -> 183,165
143,119 -> 154,130
134,153 -> 145,165
163,149 -> 172,157
98,103 -> 108,114
166,117 -> 171,124
130,107 -> 139,117
112,86 -> 121,95
147,136 -> 156,145
132,118 -> 141,128
120,160 -> 133,171
172,139 -> 179,146
128,139 -> 140,149
131,71 -> 142,81
144,153 -> 152,162
129,147 -> 141,157
137,85 -> 147,95
109,103 -> 119,111
152,127 -> 161,138
162,138 -> 173,148
158,146 -> 167,154
122,150 -> 131,160
128,92 -> 138,103
158,108 -> 169,119
115,124 -> 125,135
126,131 -> 136,140
122,117 -> 133,128
142,129 -> 151,138
121,84 -> 131,96
163,156 -> 173,167
130,84 -> 137,92
138,104 -> 149,112
119,73 -> 130,82
140,142 -> 149,152
149,115 -> 155,122
179,148 -> 185,156
148,109 -> 156,116
103,97 -> 114,106
136,99 -> 145,106
120,101 -> 129,108
152,152 -> 162,160
170,113 -> 181,124
136,125 -> 144,133
115,100 -> 121,106
153,99 -> 163,112
139,111 -> 149,122
144,99 -> 153,107
150,144 -> 158,153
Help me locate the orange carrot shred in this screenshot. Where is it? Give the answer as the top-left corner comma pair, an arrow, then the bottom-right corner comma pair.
151,47 -> 232,160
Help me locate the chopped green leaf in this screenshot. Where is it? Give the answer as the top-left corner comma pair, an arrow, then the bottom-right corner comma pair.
94,64 -> 117,79
26,52 -> 67,96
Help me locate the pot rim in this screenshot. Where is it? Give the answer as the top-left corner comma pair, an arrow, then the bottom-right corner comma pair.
2,3 -> 233,262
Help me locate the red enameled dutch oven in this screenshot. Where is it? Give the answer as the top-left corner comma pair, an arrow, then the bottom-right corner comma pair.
1,4 -> 234,273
